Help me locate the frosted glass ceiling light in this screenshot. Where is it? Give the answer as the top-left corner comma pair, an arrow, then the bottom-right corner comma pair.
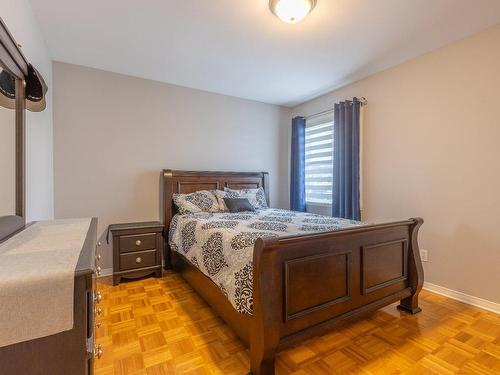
269,0 -> 317,24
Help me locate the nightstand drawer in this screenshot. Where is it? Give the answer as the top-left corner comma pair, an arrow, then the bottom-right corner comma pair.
119,233 -> 156,253
120,250 -> 157,270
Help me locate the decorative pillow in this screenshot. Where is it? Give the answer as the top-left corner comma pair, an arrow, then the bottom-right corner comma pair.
173,190 -> 220,214
224,187 -> 268,209
223,198 -> 256,213
214,189 -> 242,211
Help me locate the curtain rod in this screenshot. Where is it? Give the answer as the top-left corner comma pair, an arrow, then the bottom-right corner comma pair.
304,97 -> 368,120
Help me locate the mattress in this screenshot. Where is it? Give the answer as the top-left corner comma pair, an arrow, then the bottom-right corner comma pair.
169,208 -> 362,314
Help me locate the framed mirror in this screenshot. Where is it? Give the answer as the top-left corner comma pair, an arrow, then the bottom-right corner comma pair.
0,68 -> 19,214
0,18 -> 31,242
0,18 -> 47,242
0,67 -> 25,242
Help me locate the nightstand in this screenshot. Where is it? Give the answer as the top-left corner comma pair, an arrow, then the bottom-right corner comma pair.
108,221 -> 164,285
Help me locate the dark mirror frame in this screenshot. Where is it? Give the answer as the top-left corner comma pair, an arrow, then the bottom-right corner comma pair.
0,18 -> 27,242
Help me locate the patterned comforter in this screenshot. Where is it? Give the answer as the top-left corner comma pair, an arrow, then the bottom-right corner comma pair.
168,208 -> 362,315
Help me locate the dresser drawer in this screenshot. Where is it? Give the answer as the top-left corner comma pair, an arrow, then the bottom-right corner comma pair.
119,233 -> 156,253
120,250 -> 157,271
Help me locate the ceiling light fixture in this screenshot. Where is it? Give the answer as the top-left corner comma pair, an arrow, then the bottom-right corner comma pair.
269,0 -> 317,24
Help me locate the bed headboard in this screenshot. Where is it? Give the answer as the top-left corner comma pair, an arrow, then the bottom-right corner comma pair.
161,169 -> 269,265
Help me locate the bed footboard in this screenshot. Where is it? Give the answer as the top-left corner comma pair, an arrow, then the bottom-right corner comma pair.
250,218 -> 424,375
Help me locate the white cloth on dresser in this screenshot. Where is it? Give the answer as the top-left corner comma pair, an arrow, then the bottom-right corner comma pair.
0,218 -> 92,348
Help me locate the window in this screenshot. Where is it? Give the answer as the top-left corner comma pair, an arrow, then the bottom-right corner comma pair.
305,113 -> 334,205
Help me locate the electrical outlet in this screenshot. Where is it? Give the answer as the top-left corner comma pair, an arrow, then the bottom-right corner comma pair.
420,249 -> 429,262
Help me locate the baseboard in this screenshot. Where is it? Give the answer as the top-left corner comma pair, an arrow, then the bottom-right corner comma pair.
97,268 -> 113,278
423,282 -> 500,314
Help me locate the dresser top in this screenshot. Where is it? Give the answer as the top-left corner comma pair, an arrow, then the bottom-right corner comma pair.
0,217 -> 97,347
108,221 -> 163,232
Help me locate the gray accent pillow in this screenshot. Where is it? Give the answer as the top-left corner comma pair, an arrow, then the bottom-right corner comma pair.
214,189 -> 241,211
223,198 -> 256,213
224,187 -> 268,209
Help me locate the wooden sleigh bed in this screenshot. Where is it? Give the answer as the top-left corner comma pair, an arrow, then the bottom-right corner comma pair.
161,169 -> 424,375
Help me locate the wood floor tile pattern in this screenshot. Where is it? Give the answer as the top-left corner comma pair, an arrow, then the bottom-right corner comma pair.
95,272 -> 500,375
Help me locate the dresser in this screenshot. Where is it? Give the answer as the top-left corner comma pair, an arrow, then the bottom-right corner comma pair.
0,218 -> 100,375
109,221 -> 164,285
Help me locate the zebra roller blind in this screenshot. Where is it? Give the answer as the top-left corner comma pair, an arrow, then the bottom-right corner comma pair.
305,112 -> 334,205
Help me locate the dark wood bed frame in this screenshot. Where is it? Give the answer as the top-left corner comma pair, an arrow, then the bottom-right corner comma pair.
161,169 -> 424,375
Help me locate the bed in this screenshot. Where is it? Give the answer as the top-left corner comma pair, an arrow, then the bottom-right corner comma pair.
161,170 -> 424,375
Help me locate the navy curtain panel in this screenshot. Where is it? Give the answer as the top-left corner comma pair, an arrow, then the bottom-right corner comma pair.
333,98 -> 361,220
290,116 -> 306,212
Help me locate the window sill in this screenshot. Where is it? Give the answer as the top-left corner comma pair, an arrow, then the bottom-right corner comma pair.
306,202 -> 332,208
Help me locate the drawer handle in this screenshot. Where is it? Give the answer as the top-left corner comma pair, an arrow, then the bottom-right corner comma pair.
95,307 -> 103,316
94,291 -> 102,303
96,321 -> 102,328
94,344 -> 103,359
135,257 -> 142,264
135,240 -> 142,246
96,254 -> 102,261
96,266 -> 102,276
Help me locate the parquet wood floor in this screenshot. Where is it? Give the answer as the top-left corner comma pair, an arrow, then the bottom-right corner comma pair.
95,272 -> 500,375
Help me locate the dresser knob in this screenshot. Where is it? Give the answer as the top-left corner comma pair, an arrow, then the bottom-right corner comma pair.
94,291 -> 102,303
96,266 -> 102,276
97,241 -> 102,247
135,257 -> 142,264
96,321 -> 102,328
96,254 -> 102,261
94,344 -> 103,359
95,307 -> 103,316
135,240 -> 142,246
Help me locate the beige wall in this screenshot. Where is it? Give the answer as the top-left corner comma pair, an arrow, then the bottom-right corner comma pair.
293,24 -> 500,304
2,0 -> 54,221
53,62 -> 291,270
52,23 -> 500,303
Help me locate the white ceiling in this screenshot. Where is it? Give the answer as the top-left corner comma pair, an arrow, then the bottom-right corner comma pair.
29,0 -> 500,107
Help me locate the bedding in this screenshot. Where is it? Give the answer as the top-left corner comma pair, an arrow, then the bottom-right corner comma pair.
169,208 -> 363,314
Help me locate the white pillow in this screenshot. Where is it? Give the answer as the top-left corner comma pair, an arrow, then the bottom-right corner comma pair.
173,190 -> 220,214
224,187 -> 268,209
